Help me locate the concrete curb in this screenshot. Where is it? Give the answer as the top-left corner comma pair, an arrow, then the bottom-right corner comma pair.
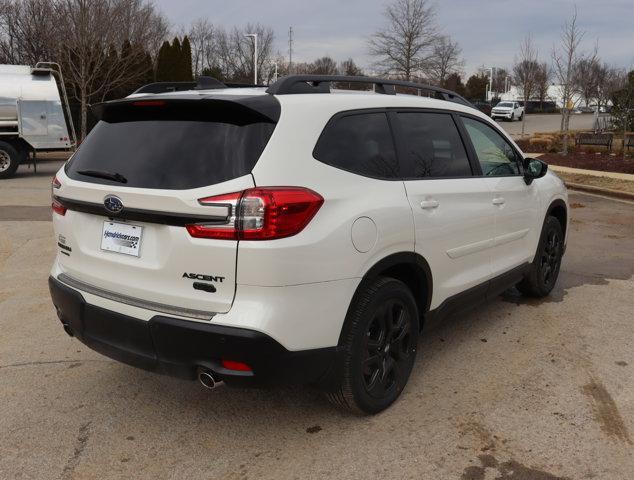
565,182 -> 634,202
549,164 -> 634,181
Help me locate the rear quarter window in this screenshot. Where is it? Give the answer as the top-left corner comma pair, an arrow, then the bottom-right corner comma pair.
312,112 -> 399,179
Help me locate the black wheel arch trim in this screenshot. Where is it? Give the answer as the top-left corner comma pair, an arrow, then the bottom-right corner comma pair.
529,199 -> 568,265
546,198 -> 568,241
338,252 -> 433,345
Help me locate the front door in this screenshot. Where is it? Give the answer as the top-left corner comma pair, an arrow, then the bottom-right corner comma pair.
460,116 -> 540,275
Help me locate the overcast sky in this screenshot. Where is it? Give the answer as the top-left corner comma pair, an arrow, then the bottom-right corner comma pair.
154,0 -> 634,76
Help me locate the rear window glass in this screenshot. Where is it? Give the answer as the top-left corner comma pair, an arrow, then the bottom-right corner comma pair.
66,101 -> 277,190
396,112 -> 472,178
313,112 -> 399,179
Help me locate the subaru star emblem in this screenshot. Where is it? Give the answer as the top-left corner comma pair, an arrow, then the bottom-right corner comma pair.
103,195 -> 124,215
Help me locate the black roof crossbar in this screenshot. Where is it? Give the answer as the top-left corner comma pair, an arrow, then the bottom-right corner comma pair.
134,76 -> 226,94
266,75 -> 472,107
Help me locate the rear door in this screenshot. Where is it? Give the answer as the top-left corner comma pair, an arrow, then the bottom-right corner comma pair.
394,110 -> 495,308
53,98 -> 278,314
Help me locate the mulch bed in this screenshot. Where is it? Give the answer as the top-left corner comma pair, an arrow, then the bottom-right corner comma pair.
540,152 -> 634,175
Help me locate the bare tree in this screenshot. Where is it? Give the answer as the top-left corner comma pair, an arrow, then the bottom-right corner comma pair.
187,18 -> 217,77
218,24 -> 274,83
53,0 -> 167,140
596,65 -> 626,111
573,55 -> 601,107
368,0 -> 438,80
552,7 -> 586,155
426,35 -> 463,86
534,62 -> 551,111
310,56 -> 338,75
513,35 -> 539,136
337,58 -> 368,90
611,71 -> 633,161
0,0 -> 57,64
340,58 -> 363,76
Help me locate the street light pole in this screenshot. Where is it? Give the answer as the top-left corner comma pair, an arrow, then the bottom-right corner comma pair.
245,33 -> 258,85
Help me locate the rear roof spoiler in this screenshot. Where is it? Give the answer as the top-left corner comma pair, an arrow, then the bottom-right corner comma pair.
91,95 -> 281,123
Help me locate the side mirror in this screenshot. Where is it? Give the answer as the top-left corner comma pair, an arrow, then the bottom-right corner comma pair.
523,158 -> 548,185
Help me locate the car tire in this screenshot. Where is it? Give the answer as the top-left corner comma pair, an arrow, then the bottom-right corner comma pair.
327,277 -> 419,414
0,141 -> 21,179
517,216 -> 564,297
509,113 -> 515,122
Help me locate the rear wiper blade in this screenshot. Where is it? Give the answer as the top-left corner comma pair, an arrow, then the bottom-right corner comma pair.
77,169 -> 128,184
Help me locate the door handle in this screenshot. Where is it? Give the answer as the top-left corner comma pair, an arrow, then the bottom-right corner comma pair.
492,197 -> 506,206
420,199 -> 439,209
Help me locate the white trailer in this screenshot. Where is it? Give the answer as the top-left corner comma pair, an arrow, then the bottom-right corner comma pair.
0,62 -> 76,178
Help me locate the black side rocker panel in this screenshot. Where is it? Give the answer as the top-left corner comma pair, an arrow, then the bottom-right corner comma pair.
424,263 -> 531,325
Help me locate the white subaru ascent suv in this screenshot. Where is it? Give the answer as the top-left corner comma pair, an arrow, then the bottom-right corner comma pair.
49,75 -> 568,414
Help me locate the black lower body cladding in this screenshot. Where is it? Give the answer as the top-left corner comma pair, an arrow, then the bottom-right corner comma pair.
48,276 -> 337,386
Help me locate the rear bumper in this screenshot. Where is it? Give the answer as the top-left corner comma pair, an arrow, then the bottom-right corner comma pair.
49,276 -> 338,386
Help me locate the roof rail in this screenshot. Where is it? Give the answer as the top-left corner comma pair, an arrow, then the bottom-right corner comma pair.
224,82 -> 268,88
266,75 -> 472,107
134,76 -> 226,94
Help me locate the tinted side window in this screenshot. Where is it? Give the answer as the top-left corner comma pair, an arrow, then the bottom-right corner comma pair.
461,117 -> 521,176
313,113 -> 399,179
397,112 -> 472,178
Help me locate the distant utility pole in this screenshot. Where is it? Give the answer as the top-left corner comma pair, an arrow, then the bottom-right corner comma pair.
288,26 -> 294,74
245,33 -> 258,84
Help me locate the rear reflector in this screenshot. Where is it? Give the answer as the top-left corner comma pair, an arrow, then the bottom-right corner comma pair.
221,359 -> 252,372
187,187 -> 323,241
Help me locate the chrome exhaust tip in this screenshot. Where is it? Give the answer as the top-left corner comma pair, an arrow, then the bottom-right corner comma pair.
198,370 -> 224,390
62,323 -> 74,337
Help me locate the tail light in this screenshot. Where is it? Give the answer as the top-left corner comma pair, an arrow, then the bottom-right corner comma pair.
186,187 -> 323,241
132,100 -> 166,107
51,176 -> 66,216
52,198 -> 66,216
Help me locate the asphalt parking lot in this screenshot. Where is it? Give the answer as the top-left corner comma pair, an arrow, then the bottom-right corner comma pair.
1,161 -> 633,479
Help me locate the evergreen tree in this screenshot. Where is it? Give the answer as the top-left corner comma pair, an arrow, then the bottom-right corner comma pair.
181,35 -> 193,81
465,73 -> 488,100
443,73 -> 466,97
171,37 -> 182,80
156,40 -> 172,81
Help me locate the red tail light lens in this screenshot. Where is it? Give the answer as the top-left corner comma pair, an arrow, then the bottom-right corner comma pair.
52,198 -> 66,216
186,187 -> 323,241
132,100 -> 166,107
186,192 -> 242,240
240,188 -> 324,240
51,176 -> 66,215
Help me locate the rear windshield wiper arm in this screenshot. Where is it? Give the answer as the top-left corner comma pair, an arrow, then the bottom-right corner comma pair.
77,169 -> 128,184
